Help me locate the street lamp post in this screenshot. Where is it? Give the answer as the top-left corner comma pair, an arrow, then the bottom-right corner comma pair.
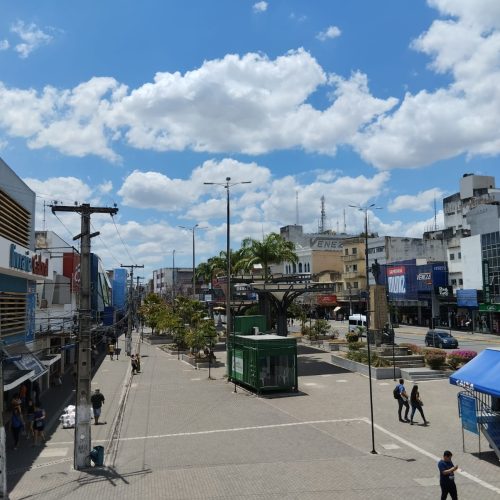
349,203 -> 381,455
204,177 -> 251,391
179,224 -> 207,300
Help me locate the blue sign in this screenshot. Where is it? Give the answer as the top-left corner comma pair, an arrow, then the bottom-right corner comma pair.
458,393 -> 478,435
457,289 -> 478,307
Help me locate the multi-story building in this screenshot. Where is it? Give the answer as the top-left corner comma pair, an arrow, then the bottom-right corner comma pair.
153,267 -> 193,298
0,158 -> 48,395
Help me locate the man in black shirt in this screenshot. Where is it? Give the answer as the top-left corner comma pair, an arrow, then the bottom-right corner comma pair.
438,450 -> 458,499
90,389 -> 105,425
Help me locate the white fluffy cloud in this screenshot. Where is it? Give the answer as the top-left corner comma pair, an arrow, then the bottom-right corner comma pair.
253,1 -> 268,13
354,0 -> 500,169
0,49 -> 395,162
316,25 -> 341,41
388,187 -> 445,213
0,40 -> 9,51
11,21 -> 53,58
4,3 -> 500,170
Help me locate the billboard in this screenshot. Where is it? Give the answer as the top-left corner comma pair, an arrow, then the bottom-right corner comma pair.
62,252 -> 81,292
112,268 -> 128,311
385,261 -> 448,300
457,289 -> 478,307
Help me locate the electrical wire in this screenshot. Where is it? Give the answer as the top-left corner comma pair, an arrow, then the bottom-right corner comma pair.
90,221 -> 122,267
110,213 -> 136,264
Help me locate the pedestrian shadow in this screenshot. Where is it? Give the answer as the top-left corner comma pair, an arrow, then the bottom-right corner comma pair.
77,465 -> 152,487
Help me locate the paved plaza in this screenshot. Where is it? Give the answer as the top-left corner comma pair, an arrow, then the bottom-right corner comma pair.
6,332 -> 500,499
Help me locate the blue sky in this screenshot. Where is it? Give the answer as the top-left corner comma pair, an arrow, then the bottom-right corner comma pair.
1,0 -> 500,275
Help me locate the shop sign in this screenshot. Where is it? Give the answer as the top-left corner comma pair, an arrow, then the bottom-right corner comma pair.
482,259 -> 491,304
309,238 -> 342,249
317,294 -> 337,306
417,272 -> 431,281
457,289 -> 478,307
458,393 -> 478,435
9,244 -> 49,276
435,286 -> 453,297
479,303 -> 500,313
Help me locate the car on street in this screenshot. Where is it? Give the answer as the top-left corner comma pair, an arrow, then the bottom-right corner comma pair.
425,329 -> 459,349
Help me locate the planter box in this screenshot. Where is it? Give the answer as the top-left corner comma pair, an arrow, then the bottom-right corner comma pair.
322,341 -> 348,351
330,353 -> 400,380
148,335 -> 174,345
162,347 -> 188,356
301,339 -> 323,347
181,353 -> 224,369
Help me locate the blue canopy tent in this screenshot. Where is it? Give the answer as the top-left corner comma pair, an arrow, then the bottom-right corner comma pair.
449,348 -> 500,397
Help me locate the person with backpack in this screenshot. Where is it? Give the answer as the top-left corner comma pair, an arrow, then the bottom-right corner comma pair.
393,378 -> 410,422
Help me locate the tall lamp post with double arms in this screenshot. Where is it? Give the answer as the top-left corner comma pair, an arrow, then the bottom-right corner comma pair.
349,202 -> 381,455
179,224 -> 207,300
203,177 -> 251,391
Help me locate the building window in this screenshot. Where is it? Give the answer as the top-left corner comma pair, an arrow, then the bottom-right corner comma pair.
299,263 -> 303,273
459,278 -> 463,285
352,264 -> 357,272
451,279 -> 457,285
352,248 -> 357,255
450,253 -> 455,260
353,282 -> 359,289
458,252 -> 461,259
345,248 -> 348,256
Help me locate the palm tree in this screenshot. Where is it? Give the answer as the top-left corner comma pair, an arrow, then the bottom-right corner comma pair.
239,232 -> 298,281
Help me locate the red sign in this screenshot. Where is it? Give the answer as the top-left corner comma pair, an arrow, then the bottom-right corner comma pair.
387,266 -> 405,276
63,252 -> 81,292
32,253 -> 49,277
317,295 -> 337,306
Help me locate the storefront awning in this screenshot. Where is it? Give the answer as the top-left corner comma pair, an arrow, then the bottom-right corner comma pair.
3,368 -> 34,391
334,306 -> 342,312
40,353 -> 61,367
3,347 -> 47,382
449,348 -> 500,398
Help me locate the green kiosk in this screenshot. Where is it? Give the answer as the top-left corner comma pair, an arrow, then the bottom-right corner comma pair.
228,333 -> 298,394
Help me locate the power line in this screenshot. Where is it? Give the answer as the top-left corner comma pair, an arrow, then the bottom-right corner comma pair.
90,221 -> 121,267
111,214 -> 136,265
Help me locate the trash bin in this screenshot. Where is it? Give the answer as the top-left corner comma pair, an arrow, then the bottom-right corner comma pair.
90,445 -> 104,466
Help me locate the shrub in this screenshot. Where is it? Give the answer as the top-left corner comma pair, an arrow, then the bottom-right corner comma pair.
399,343 -> 422,355
346,332 -> 359,343
424,348 -> 446,369
347,341 -> 365,351
329,329 -> 340,340
346,350 -> 390,367
447,350 -> 477,370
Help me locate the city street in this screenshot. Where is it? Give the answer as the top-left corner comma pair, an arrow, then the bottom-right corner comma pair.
7,330 -> 500,499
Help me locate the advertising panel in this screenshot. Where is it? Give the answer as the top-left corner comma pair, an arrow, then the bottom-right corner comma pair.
317,294 -> 337,306
112,268 -> 127,311
457,289 -> 478,307
25,281 -> 36,343
458,393 -> 478,435
62,252 -> 81,292
387,266 -> 406,298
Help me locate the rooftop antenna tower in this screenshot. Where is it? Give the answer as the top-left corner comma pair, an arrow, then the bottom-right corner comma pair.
295,190 -> 299,225
319,195 -> 326,233
433,197 -> 438,231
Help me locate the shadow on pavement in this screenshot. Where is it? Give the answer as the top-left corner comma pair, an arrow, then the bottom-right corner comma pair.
471,451 -> 500,466
297,356 -> 351,377
77,465 -> 153,487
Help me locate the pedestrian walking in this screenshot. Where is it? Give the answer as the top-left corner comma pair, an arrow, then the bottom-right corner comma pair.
10,407 -> 25,450
410,385 -> 429,426
108,343 -> 115,360
90,388 -> 105,425
131,354 -> 138,374
394,378 -> 410,422
26,398 -> 35,439
32,379 -> 41,406
33,403 -> 46,446
438,450 -> 458,499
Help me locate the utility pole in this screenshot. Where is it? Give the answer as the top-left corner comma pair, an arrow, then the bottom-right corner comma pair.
51,203 -> 118,470
121,264 -> 144,356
